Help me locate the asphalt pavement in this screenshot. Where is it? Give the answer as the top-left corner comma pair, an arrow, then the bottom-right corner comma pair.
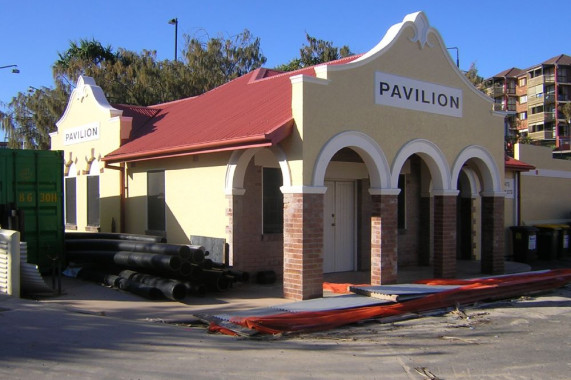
1,259 -> 571,379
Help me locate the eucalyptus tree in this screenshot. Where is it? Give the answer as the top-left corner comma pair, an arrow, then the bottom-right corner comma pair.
275,33 -> 353,72
1,30 -> 266,149
182,29 -> 266,93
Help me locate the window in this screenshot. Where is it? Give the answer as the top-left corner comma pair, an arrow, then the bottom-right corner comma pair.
87,176 -> 100,226
530,124 -> 544,133
86,161 -> 100,227
518,77 -> 527,87
65,177 -> 76,226
518,112 -> 527,120
530,68 -> 542,78
262,167 -> 283,234
147,170 -> 165,233
519,95 -> 527,104
397,174 -> 406,229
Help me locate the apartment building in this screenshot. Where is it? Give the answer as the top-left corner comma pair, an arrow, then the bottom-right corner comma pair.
485,54 -> 571,153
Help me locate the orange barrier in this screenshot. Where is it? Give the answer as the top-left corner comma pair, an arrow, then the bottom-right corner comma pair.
323,282 -> 370,294
209,269 -> 571,336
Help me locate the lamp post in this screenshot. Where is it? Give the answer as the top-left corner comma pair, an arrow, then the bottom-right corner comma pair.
168,18 -> 178,61
0,64 -> 20,73
446,47 -> 460,68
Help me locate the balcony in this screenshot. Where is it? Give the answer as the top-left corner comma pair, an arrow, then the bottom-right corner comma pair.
528,74 -> 555,87
528,112 -> 546,125
544,111 -> 556,123
527,94 -> 544,107
528,76 -> 543,87
544,93 -> 556,104
529,130 -> 554,141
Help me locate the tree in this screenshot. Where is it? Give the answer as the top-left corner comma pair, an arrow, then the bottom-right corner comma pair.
1,85 -> 68,149
182,29 -> 266,93
561,102 -> 571,125
465,62 -> 484,89
275,33 -> 353,71
1,29 -> 267,149
53,38 -> 117,88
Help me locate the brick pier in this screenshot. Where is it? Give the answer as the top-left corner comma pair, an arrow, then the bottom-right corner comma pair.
282,192 -> 324,300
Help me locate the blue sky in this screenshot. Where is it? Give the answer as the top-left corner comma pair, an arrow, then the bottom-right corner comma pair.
1,0 -> 568,141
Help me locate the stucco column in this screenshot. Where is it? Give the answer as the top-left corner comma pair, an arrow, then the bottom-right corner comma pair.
433,194 -> 457,278
481,195 -> 505,274
370,193 -> 398,285
282,191 -> 324,300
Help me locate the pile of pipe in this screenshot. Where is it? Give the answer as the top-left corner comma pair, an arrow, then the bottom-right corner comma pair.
64,232 -> 249,302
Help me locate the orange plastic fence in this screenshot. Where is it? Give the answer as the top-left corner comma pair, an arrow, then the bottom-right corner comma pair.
323,282 -> 369,294
210,269 -> 571,336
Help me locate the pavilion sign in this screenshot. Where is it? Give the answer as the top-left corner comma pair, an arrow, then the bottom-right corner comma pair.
64,122 -> 100,145
375,72 -> 463,118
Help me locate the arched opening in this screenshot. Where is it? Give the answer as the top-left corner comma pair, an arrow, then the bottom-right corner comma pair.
391,140 -> 453,279
456,167 -> 481,261
452,147 -> 505,275
395,155 -> 432,267
313,132 -> 392,286
322,148 -> 369,274
225,147 -> 289,277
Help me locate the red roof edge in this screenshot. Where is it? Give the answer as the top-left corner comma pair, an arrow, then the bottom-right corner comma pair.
102,118 -> 294,164
505,155 -> 535,172
106,141 -> 275,164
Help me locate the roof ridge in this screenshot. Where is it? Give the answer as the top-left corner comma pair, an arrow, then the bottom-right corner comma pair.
248,54 -> 363,84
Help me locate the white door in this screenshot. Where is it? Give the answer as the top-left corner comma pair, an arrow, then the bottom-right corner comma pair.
323,181 -> 356,273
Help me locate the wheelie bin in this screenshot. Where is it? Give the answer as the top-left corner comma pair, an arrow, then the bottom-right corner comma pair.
535,225 -> 561,260
509,226 -> 538,263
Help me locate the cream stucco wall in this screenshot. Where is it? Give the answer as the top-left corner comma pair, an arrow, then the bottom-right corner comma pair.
515,144 -> 571,224
51,77 -> 124,233
287,13 -> 504,194
124,154 -> 231,244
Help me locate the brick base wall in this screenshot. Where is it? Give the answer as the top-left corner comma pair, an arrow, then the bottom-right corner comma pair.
228,162 -> 283,276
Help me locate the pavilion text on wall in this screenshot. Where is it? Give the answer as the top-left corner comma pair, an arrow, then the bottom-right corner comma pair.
375,72 -> 463,118
64,122 -> 100,145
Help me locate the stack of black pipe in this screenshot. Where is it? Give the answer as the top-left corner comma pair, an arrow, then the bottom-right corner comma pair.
64,232 -> 249,301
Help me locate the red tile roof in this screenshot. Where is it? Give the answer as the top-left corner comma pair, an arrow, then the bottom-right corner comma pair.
103,57 -> 360,163
113,104 -> 160,133
505,155 -> 535,172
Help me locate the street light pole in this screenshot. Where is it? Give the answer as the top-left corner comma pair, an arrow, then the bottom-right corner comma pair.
0,64 -> 20,73
446,47 -> 460,68
168,18 -> 178,61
